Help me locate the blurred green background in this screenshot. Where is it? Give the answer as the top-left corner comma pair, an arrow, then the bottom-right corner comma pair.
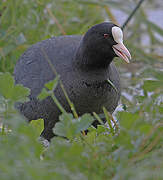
0,0 -> 163,179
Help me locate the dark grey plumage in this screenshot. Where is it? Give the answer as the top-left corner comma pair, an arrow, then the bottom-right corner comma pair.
14,22 -> 121,140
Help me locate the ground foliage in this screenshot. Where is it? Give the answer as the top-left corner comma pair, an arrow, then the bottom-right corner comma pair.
0,0 -> 163,179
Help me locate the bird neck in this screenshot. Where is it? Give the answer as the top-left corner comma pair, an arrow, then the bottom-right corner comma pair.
74,42 -> 114,71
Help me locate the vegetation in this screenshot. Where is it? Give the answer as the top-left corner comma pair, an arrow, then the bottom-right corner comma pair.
0,0 -> 163,179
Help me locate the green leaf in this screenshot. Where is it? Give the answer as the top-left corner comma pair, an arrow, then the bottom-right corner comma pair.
87,125 -> 97,132
76,114 -> 94,133
45,75 -> 59,91
12,84 -> 30,101
38,76 -> 59,100
138,124 -> 152,134
0,72 -> 14,99
96,125 -> 107,134
54,113 -> 94,139
54,113 -> 74,138
37,88 -> 50,100
103,107 -> 114,135
118,111 -> 139,129
142,80 -> 162,92
0,72 -> 30,101
154,71 -> 163,81
30,119 -> 44,137
114,130 -> 133,149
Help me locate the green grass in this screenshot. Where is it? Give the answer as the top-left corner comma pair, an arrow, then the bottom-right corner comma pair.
0,0 -> 163,179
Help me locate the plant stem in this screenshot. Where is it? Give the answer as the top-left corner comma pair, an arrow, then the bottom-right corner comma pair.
122,0 -> 146,30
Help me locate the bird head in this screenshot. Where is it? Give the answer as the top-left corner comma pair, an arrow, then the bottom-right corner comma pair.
82,22 -> 131,65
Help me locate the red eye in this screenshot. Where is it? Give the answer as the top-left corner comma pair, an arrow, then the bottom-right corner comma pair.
104,34 -> 109,38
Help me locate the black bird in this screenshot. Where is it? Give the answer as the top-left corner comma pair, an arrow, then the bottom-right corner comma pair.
14,22 -> 131,141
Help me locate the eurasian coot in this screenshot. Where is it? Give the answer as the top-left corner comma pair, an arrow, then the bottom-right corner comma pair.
14,22 -> 131,140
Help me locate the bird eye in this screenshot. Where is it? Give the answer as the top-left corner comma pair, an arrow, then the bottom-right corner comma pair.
104,34 -> 109,38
